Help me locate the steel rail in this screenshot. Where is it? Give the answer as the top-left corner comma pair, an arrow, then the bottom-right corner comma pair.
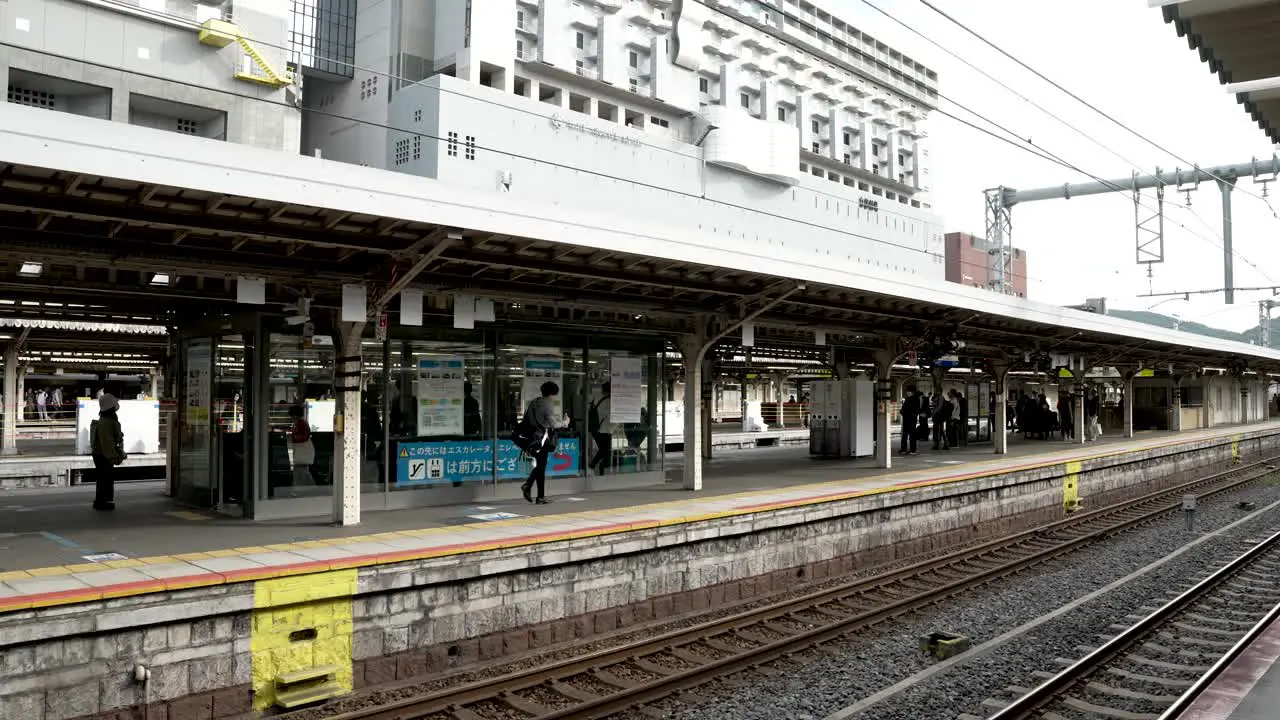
310,458 -> 1280,720
1155,598 -> 1280,720
989,528 -> 1280,720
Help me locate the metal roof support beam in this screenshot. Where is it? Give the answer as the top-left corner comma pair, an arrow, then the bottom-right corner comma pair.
676,282 -> 807,492
370,229 -> 456,315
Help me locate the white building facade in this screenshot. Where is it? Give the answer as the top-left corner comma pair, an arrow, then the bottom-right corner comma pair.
0,0 -> 300,151
302,0 -> 946,281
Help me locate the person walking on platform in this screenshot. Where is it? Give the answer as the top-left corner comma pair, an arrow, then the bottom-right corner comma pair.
588,382 -> 614,475
89,394 -> 126,511
521,381 -> 567,505
899,388 -> 920,456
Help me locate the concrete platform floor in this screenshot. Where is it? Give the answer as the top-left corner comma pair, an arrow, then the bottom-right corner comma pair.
0,425 -> 1248,574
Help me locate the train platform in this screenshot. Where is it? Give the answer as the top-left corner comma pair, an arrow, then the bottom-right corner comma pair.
1174,607 -> 1280,720
1,421 -> 1276,613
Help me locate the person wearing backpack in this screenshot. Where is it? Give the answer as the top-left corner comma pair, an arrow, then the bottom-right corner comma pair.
519,381 -> 566,504
89,394 -> 126,511
588,382 -> 614,475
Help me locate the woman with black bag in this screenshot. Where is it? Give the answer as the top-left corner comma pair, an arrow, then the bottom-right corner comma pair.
518,381 -> 567,504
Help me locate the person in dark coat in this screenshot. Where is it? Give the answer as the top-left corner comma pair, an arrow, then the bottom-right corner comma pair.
90,394 -> 126,511
899,389 -> 920,456
932,392 -> 954,451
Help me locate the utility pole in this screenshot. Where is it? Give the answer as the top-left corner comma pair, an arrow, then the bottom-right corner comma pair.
986,155 -> 1280,305
1260,300 -> 1277,348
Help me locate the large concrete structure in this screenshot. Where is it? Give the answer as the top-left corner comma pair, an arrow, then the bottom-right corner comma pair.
945,231 -> 1028,298
301,0 -> 947,281
0,0 -> 300,151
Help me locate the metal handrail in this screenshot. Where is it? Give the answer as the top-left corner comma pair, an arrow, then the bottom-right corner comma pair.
988,528 -> 1280,719
1156,598 -> 1280,719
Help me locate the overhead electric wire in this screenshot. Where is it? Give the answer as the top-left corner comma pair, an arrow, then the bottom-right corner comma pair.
914,0 -> 1280,220
864,0 -> 1277,284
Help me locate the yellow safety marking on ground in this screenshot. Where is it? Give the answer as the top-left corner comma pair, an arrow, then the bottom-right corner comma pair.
0,570 -> 33,581
1063,461 -> 1082,512
250,569 -> 357,711
102,559 -> 145,569
1233,435 -> 1242,465
25,566 -> 73,577
166,511 -> 213,521
232,546 -> 273,554
172,552 -> 215,561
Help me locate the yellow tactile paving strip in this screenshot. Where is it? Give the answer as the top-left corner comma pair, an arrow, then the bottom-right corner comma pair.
0,423 -> 1271,612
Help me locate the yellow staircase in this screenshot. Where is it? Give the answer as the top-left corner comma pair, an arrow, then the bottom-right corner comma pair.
198,18 -> 293,89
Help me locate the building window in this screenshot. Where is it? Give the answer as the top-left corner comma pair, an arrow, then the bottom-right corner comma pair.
898,173 -> 906,183
412,135 -> 421,161
650,116 -> 669,128
516,39 -> 524,58
777,106 -> 786,121
699,77 -> 709,93
872,163 -> 879,175
413,109 -> 422,122
629,78 -> 639,92
394,138 -> 410,166
465,135 -> 476,161
811,119 -> 820,133
843,153 -> 851,164
576,32 -> 585,49
872,144 -> 880,157
176,118 -> 198,135
741,92 -> 750,108
516,10 -> 524,28
8,85 -> 56,109
843,131 -> 851,145
811,142 -> 821,153
629,50 -> 639,68
898,152 -> 905,166
447,131 -> 459,157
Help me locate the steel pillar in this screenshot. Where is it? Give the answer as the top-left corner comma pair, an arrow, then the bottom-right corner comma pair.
1220,179 -> 1235,304
984,187 -> 1014,294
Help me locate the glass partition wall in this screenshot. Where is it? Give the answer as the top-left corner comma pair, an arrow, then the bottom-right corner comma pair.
175,319 -> 666,519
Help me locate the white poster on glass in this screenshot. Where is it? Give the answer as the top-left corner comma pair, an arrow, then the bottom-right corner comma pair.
609,357 -> 643,424
417,357 -> 466,435
521,357 -> 564,420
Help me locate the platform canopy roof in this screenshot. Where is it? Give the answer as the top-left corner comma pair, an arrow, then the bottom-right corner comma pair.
1156,0 -> 1280,144
0,102 -> 1278,374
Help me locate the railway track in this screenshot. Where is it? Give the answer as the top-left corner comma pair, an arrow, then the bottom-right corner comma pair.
978,528 -> 1280,720
314,459 -> 1280,720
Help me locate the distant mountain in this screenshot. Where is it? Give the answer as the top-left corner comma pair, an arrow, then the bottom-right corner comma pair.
1106,309 -> 1251,344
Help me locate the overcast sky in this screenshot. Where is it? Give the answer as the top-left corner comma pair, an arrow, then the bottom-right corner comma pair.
835,0 -> 1279,332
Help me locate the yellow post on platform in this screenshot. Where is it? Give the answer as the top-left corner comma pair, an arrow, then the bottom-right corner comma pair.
1063,460 -> 1082,512
250,569 -> 357,710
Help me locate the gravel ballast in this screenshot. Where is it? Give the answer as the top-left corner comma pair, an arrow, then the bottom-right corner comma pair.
650,479 -> 1280,720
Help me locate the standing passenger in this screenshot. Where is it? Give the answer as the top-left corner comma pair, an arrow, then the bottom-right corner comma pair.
588,382 -> 614,475
288,405 -> 316,488
90,394 -> 126,511
899,388 -> 920,456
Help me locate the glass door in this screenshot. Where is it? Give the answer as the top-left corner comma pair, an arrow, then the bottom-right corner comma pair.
177,337 -> 215,506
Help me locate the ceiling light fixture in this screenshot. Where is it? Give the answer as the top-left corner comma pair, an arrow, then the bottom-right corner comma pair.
18,262 -> 43,278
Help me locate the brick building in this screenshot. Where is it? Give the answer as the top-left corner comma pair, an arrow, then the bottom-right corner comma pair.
944,231 -> 1028,298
